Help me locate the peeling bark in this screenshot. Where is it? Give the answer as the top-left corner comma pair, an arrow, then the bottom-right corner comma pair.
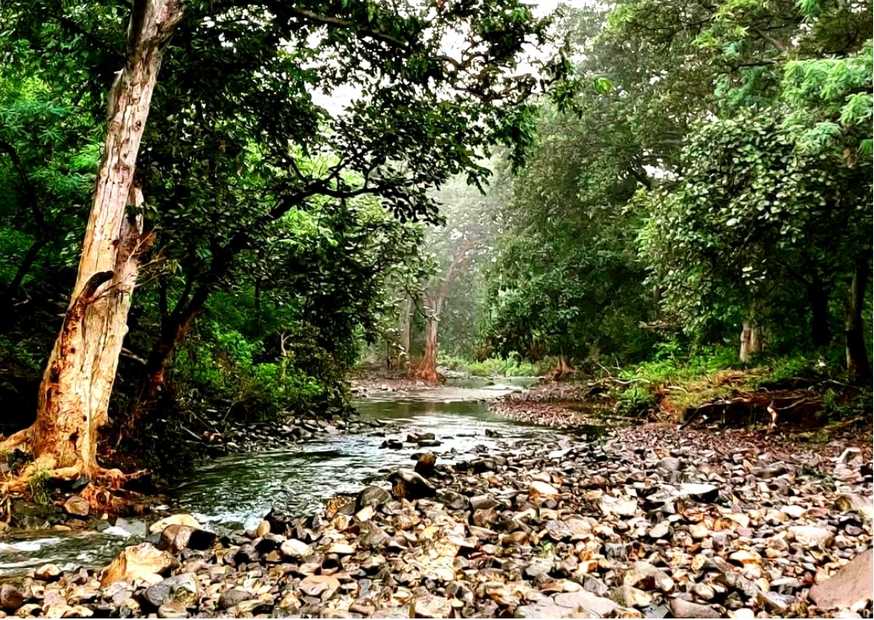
22,0 -> 183,477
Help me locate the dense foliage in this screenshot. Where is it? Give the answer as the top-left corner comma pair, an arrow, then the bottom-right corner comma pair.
479,0 -> 872,379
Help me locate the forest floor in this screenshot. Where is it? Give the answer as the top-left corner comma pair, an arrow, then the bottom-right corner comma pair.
2,376 -> 871,618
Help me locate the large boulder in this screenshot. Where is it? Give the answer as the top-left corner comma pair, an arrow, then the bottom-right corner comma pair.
148,514 -> 202,535
356,485 -> 392,510
158,524 -> 216,552
388,469 -> 435,500
0,584 -> 24,611
100,543 -> 176,587
810,549 -> 873,611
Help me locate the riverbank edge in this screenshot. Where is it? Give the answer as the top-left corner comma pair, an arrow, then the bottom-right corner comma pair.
1,405 -> 871,618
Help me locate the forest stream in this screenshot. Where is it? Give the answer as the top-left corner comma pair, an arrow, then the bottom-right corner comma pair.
0,379 -> 583,578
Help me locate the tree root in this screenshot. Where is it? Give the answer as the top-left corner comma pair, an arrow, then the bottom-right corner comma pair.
0,427 -> 32,454
0,443 -> 148,497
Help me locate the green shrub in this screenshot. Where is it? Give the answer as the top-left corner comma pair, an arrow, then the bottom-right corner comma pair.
439,353 -> 543,377
616,385 -> 658,416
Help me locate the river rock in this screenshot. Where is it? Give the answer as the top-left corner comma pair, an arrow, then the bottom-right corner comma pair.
357,485 -> 392,510
280,538 -> 313,559
144,573 -> 200,609
388,469 -> 435,500
611,585 -> 652,607
648,521 -> 670,539
415,453 -> 437,477
299,574 -> 340,599
413,594 -> 452,618
219,587 -> 253,610
809,548 -> 873,611
600,495 -> 637,516
529,480 -> 559,499
149,514 -> 202,534
470,494 -> 498,510
623,561 -> 674,592
670,598 -> 721,618
159,524 -> 217,552
63,494 -> 90,517
101,543 -> 176,587
0,584 -> 23,611
678,483 -> 719,503
692,583 -> 715,601
554,591 -> 619,616
789,525 -> 834,548
34,563 -> 62,581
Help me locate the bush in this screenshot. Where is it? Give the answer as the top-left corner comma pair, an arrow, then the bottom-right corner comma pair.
438,353 -> 545,377
171,320 -> 346,422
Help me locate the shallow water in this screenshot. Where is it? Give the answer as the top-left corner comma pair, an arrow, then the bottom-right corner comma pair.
0,382 -> 572,577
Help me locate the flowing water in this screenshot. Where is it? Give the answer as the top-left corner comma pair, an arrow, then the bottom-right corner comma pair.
0,379 -> 581,578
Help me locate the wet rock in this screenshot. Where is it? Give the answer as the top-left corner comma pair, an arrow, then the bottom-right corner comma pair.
388,469 -> 435,500
101,543 -> 176,587
34,563 -> 62,581
159,524 -> 217,553
407,432 -> 436,443
0,584 -> 23,611
380,439 -> 403,450
63,495 -> 90,517
669,598 -> 721,618
414,453 -> 437,478
144,573 -> 200,609
219,588 -> 252,610
357,485 -> 392,510
149,514 -> 202,535
809,548 -> 873,611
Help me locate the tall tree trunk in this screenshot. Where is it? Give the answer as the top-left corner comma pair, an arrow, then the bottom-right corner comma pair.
806,278 -> 831,347
416,312 -> 440,383
24,0 -> 183,477
739,320 -> 762,363
845,255 -> 871,385
414,294 -> 442,383
397,296 -> 412,369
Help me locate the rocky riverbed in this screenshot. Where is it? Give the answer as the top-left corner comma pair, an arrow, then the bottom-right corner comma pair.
2,418 -> 871,618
